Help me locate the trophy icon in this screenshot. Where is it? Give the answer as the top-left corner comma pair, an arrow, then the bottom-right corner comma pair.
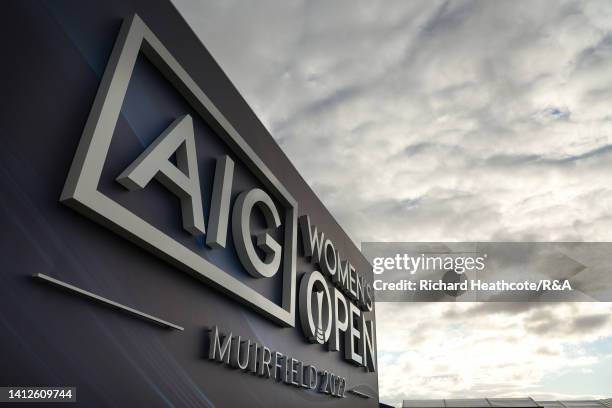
300,271 -> 332,345
315,289 -> 325,343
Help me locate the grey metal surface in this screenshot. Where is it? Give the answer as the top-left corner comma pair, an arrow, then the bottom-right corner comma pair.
403,399 -> 447,408
538,402 -> 567,408
403,399 -> 611,408
402,399 -> 541,408
557,402 -> 609,408
489,398 -> 540,407
445,399 -> 493,407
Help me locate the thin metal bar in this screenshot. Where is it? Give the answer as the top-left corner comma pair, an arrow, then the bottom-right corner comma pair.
348,389 -> 372,399
33,273 -> 184,331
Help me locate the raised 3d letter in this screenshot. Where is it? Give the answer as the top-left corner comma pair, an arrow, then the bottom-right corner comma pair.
232,188 -> 282,278
206,155 -> 234,249
116,115 -> 205,235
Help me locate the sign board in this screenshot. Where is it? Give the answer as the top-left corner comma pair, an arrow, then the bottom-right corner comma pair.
0,1 -> 378,407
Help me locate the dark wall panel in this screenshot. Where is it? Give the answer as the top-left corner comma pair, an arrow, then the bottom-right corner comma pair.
0,1 -> 378,407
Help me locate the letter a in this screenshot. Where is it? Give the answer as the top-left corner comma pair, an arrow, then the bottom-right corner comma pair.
116,115 -> 205,235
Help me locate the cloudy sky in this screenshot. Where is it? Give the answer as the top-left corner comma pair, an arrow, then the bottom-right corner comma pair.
172,0 -> 612,405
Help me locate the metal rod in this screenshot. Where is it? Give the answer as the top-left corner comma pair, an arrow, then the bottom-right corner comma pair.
33,273 -> 184,331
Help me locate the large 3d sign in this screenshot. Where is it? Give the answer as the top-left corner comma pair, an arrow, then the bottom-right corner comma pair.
61,14 -> 375,375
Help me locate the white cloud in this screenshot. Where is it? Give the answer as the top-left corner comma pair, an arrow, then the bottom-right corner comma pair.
376,302 -> 612,405
173,0 -> 612,244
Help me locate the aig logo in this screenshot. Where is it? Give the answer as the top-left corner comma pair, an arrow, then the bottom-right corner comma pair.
61,14 -> 297,327
62,14 -> 375,372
